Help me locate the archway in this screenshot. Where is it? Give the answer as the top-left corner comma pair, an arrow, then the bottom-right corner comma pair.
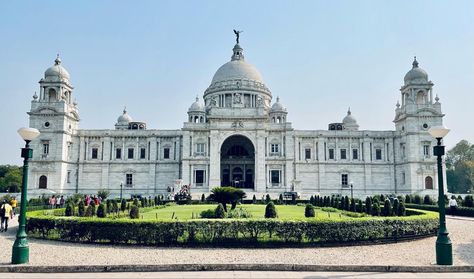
39,175 -> 47,189
425,176 -> 433,190
220,135 -> 255,189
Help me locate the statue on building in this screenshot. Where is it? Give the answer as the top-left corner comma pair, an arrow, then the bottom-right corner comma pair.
233,93 -> 242,104
233,29 -> 243,44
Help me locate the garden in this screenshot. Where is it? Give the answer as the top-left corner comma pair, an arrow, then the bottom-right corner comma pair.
23,187 -> 440,247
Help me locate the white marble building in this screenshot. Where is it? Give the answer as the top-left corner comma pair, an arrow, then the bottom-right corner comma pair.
26,38 -> 446,199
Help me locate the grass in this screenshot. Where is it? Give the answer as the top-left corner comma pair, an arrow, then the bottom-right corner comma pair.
138,204 -> 354,221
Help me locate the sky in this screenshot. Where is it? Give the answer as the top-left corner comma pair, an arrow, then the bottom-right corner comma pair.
0,0 -> 473,165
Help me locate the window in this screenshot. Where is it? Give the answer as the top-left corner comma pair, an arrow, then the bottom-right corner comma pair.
43,143 -> 50,155
270,170 -> 280,185
163,148 -> 170,159
270,144 -> 280,154
140,148 -> 146,159
126,174 -> 133,186
195,170 -> 205,185
328,148 -> 335,160
423,145 -> 430,157
116,148 -> 122,159
375,149 -> 382,160
341,174 -> 348,187
91,148 -> 98,159
340,149 -> 347,160
401,172 -> 406,185
196,143 -> 205,155
425,176 -> 433,189
67,171 -> 71,183
128,148 -> 134,159
305,148 -> 311,160
352,149 -> 358,160
39,175 -> 47,189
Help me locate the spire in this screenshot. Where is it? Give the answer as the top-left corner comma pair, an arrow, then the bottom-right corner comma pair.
435,94 -> 440,103
347,107 -> 351,115
396,100 -> 400,108
276,96 -> 280,103
195,95 -> 199,102
33,91 -> 38,100
412,56 -> 419,68
123,106 -> 127,114
55,53 -> 61,65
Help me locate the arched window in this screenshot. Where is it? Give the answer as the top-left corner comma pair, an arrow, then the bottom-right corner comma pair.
39,175 -> 47,189
416,91 -> 426,104
48,88 -> 57,102
425,176 -> 433,189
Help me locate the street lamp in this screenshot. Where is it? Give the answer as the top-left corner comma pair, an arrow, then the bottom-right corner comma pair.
12,127 -> 40,264
350,181 -> 354,200
428,125 -> 453,265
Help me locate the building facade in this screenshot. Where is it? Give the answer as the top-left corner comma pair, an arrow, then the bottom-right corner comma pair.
26,39 -> 447,199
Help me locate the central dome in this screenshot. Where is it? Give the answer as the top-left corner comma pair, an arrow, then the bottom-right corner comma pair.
211,60 -> 264,84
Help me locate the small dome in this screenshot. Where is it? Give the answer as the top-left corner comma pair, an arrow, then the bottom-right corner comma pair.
117,108 -> 132,124
271,97 -> 287,112
44,55 -> 70,81
188,96 -> 205,112
342,108 -> 357,124
404,57 -> 428,85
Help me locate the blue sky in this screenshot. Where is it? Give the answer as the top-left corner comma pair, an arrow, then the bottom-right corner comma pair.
1,0 -> 473,164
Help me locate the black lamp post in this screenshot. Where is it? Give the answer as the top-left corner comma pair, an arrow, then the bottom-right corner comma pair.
350,181 -> 354,200
120,182 -> 123,200
12,127 -> 40,264
428,126 -> 453,265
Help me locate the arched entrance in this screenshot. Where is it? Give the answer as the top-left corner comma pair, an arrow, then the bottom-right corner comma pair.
39,175 -> 47,189
220,135 -> 255,189
425,176 -> 433,189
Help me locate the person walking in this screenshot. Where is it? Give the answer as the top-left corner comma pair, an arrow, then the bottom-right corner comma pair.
10,196 -> 18,217
449,195 -> 458,215
1,200 -> 13,232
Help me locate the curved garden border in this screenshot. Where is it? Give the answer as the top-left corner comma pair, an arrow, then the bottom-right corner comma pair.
26,209 -> 438,247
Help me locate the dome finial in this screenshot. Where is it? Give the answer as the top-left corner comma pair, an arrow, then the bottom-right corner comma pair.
33,91 -> 38,100
435,94 -> 440,102
195,95 -> 199,102
396,100 -> 400,108
412,56 -> 418,68
123,106 -> 127,114
233,29 -> 243,44
347,107 -> 351,115
276,96 -> 280,103
55,53 -> 61,65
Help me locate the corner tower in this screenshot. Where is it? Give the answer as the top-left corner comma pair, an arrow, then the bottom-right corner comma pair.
28,55 -> 80,193
394,57 -> 444,194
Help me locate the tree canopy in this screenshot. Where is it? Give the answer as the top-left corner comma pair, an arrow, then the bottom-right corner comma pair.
446,140 -> 474,193
207,187 -> 246,211
0,165 -> 22,193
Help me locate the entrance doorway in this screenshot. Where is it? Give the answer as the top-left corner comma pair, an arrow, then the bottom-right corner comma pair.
220,135 -> 255,189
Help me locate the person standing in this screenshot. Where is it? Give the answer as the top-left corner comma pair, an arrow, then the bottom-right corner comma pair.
449,195 -> 458,215
56,195 -> 61,209
1,200 -> 13,232
60,195 -> 65,208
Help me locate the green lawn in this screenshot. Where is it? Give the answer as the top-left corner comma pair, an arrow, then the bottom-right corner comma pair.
139,204 -> 356,220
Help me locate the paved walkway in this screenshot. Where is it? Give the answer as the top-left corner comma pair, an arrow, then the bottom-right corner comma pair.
1,216 -> 473,267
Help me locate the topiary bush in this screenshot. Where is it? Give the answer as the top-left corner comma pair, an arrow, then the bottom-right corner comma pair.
405,195 -> 411,204
265,194 -> 271,204
65,203 -> 75,217
120,199 -> 127,212
112,200 -> 119,214
265,202 -> 277,218
201,194 -> 205,203
382,199 -> 392,216
252,195 -> 257,204
365,197 -> 372,215
392,199 -> 400,216
357,200 -> 363,213
129,205 -> 139,219
133,198 -> 139,207
78,200 -> 85,217
97,203 -> 107,218
305,204 -> 315,217
215,203 -> 226,219
414,195 -> 422,204
371,202 -> 380,216
200,209 -> 215,218
398,201 -> 406,216
85,204 -> 95,217
106,200 -> 112,214
279,194 -> 284,205
350,198 -> 356,212
423,195 -> 433,205
464,195 -> 474,207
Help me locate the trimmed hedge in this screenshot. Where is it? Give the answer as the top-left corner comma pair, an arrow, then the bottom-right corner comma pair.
26,209 -> 438,246
406,203 -> 474,217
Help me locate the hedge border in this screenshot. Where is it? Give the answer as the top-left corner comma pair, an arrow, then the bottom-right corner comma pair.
406,203 -> 474,218
26,209 -> 438,247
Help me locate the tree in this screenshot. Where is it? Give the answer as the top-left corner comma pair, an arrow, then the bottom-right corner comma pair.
446,140 -> 474,193
0,165 -> 22,193
97,189 -> 110,200
97,203 -> 107,218
207,187 -> 246,211
365,197 -> 372,214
